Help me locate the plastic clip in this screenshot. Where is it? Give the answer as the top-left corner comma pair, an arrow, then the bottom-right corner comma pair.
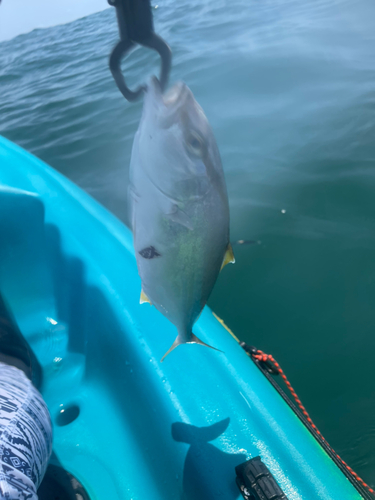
235,456 -> 288,500
108,0 -> 171,101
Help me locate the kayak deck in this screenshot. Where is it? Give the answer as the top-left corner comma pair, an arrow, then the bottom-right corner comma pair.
0,135 -> 362,500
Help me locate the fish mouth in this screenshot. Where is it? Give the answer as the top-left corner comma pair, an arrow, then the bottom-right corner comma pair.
145,77 -> 192,127
147,77 -> 189,109
163,82 -> 188,108
162,82 -> 192,128
146,76 -> 164,104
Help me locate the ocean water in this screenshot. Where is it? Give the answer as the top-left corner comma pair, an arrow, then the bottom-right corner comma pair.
1,0 -> 375,487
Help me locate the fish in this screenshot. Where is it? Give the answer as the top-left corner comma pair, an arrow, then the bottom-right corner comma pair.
129,77 -> 234,361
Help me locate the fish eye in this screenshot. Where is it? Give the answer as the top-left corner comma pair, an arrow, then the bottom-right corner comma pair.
186,132 -> 204,156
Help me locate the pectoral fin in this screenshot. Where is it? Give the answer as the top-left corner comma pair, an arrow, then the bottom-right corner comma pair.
166,204 -> 193,230
221,243 -> 235,270
140,289 -> 152,305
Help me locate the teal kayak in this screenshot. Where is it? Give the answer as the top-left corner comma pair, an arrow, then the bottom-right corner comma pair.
0,135 -> 363,500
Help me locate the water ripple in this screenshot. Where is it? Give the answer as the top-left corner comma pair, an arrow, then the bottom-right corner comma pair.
1,0 -> 375,486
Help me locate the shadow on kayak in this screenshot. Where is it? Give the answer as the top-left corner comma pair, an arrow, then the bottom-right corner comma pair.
38,452 -> 90,500
2,219 -> 246,498
172,418 -> 246,500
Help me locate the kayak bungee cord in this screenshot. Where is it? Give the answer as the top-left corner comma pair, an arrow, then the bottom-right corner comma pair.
107,0 -> 171,101
212,313 -> 375,499
249,348 -> 375,499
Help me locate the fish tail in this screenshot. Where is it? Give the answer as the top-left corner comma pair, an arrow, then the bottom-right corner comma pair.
161,332 -> 223,362
189,333 -> 223,354
161,335 -> 184,362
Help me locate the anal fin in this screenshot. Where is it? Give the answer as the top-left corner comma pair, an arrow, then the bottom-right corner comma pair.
221,243 -> 235,270
140,289 -> 152,305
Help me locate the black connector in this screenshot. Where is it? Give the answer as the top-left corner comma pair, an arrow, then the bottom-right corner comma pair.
235,457 -> 288,500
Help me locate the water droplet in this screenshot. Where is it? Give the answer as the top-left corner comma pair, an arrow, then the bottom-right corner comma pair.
53,357 -> 63,370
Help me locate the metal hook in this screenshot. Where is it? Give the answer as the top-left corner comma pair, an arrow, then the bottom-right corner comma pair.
108,0 -> 172,102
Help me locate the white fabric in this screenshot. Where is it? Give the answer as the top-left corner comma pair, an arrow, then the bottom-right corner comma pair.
0,363 -> 52,500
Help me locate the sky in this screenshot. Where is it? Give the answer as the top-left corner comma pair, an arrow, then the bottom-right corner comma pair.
0,0 -> 110,42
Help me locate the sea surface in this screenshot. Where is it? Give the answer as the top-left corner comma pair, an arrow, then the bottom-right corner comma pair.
1,0 -> 375,487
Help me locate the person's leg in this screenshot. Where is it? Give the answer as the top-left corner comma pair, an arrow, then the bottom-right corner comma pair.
0,294 -> 52,500
0,363 -> 52,500
0,294 -> 42,389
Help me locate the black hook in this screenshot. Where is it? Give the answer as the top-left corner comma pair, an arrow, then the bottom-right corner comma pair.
108,0 -> 172,101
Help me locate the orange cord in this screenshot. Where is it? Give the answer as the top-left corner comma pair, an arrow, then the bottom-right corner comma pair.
252,349 -> 375,497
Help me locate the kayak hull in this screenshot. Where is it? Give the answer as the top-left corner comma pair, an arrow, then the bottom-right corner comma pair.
0,135 -> 361,500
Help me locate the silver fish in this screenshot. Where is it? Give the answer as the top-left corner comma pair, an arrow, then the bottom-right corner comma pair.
129,77 -> 234,361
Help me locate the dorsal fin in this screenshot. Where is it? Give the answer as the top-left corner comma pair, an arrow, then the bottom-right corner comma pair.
140,289 -> 152,305
221,243 -> 235,270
